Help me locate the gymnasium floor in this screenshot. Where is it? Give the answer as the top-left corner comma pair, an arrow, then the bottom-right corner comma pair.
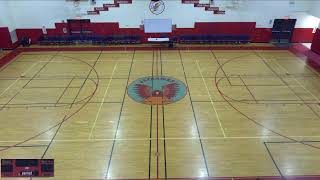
1,48 -> 320,180
0,51 -> 9,59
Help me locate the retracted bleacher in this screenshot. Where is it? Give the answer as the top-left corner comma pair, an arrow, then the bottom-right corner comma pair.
38,19 -> 141,45
179,34 -> 250,44
38,35 -> 141,45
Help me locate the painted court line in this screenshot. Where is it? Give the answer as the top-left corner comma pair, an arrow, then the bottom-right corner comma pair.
0,61 -> 38,98
0,78 -> 20,98
195,60 -> 226,137
273,59 -> 320,103
88,62 -> 118,140
292,77 -> 320,102
3,135 -> 320,143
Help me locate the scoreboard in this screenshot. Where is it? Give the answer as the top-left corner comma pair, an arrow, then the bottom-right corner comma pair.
1,159 -> 54,177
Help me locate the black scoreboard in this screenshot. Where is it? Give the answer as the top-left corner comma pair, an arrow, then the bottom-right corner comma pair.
1,159 -> 54,177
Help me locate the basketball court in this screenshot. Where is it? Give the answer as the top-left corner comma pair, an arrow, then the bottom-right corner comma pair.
0,47 -> 320,179
1,0 -> 320,179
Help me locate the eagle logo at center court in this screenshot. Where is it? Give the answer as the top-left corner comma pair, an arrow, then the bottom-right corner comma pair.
127,76 -> 187,105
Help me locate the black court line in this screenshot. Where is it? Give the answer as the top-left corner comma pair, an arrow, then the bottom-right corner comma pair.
263,142 -> 285,180
231,84 -> 288,87
105,50 -> 135,179
55,77 -> 75,106
2,99 -> 318,107
24,86 -> 79,89
22,51 -> 102,56
265,140 -> 320,144
156,104 -> 159,178
254,51 -> 320,120
0,77 -> 128,80
0,54 -> 56,111
210,50 -> 232,86
148,50 -> 155,179
192,99 -> 320,102
0,55 -> 61,111
0,101 -> 122,109
186,74 -> 320,78
305,64 -> 320,77
305,103 -> 320,120
0,52 -> 101,158
239,76 -> 258,103
0,90 -> 22,111
0,54 -> 23,74
22,52 -> 59,88
186,76 -> 230,79
69,51 -> 103,108
1,102 -> 122,106
41,115 -> 66,159
178,50 -> 210,177
1,74 -> 317,80
159,49 -> 168,179
191,101 -> 320,105
148,105 -> 153,179
0,145 -> 48,148
155,50 -> 160,178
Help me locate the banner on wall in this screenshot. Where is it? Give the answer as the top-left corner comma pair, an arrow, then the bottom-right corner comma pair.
214,10 -> 225,14
94,7 -> 108,11
194,3 -> 210,7
87,11 -> 100,15
205,7 -> 219,11
9,30 -> 18,43
115,0 -> 132,4
182,0 -> 199,4
42,26 -> 47,35
103,3 -> 120,8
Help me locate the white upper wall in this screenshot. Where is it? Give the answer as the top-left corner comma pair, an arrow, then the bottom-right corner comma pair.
0,1 -> 15,29
309,0 -> 320,18
1,0 -> 320,31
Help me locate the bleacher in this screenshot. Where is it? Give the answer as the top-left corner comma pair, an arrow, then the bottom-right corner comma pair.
38,35 -> 141,45
38,34 -> 251,45
179,34 -> 250,44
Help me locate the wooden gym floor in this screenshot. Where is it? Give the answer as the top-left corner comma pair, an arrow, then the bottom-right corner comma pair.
1,49 -> 320,180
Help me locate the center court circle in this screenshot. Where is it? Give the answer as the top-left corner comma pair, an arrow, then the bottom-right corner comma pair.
127,76 -> 187,105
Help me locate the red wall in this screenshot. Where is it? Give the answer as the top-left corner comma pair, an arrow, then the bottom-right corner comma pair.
16,29 -> 43,43
291,28 -> 314,43
47,23 -> 68,35
0,27 -> 19,49
251,28 -> 314,43
11,22 -> 315,44
251,28 -> 272,42
311,29 -> 320,55
194,22 -> 256,35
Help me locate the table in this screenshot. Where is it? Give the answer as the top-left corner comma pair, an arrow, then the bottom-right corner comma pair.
148,38 -> 170,42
